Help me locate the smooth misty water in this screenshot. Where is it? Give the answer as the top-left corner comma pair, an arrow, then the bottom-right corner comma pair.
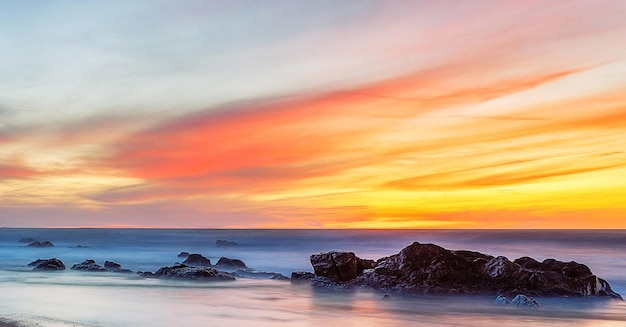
0,229 -> 625,326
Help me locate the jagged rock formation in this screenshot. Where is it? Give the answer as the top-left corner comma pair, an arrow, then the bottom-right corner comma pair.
300,242 -> 622,299
70,259 -> 133,273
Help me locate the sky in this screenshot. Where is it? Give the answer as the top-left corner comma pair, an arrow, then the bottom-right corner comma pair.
1,0 -> 625,228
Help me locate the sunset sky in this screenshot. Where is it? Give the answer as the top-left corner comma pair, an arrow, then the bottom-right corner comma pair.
1,1 -> 625,228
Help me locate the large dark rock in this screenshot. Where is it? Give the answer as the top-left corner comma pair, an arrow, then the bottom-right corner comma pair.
310,251 -> 361,282
27,241 -> 55,248
216,257 -> 247,269
28,258 -> 65,271
303,242 -> 622,299
71,259 -> 107,272
152,264 -> 235,281
182,254 -> 212,267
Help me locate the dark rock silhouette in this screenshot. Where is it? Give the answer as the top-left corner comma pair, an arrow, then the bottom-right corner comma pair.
302,241 -> 622,299
216,239 -> 239,247
104,261 -> 132,273
71,259 -> 107,272
177,252 -> 190,258
216,257 -> 247,269
27,241 -> 55,248
182,254 -> 212,267
19,237 -> 38,243
151,264 -> 235,281
291,271 -> 315,282
28,258 -> 65,271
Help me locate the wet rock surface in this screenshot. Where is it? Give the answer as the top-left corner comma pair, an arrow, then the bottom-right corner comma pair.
299,241 -> 622,299
182,254 -> 212,267
216,257 -> 247,269
151,264 -> 235,281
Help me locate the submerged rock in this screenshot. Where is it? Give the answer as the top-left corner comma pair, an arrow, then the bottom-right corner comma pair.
29,258 -> 65,271
234,270 -> 289,280
27,241 -> 55,248
152,264 -> 235,281
216,239 -> 239,247
19,237 -> 38,243
216,257 -> 247,269
508,294 -> 541,309
301,241 -> 623,299
182,254 -> 212,267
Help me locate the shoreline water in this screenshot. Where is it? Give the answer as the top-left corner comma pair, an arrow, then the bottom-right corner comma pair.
1,229 -> 625,326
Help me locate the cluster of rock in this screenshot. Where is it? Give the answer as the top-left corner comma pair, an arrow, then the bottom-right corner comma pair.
216,239 -> 239,247
71,259 -> 132,273
495,294 -> 541,310
292,241 -> 622,300
142,264 -> 236,281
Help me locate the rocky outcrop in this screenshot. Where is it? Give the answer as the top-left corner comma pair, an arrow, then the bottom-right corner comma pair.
216,239 -> 239,247
177,252 -> 190,258
28,258 -> 65,271
301,242 -> 622,299
27,241 -> 55,248
71,259 -> 107,272
508,294 -> 541,309
104,261 -> 132,273
182,254 -> 212,267
291,271 -> 316,282
151,264 -> 235,281
216,257 -> 247,269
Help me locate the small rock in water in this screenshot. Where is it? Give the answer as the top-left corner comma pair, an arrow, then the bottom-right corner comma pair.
177,251 -> 190,258
508,294 -> 541,310
382,294 -> 391,300
27,240 -> 55,248
182,253 -> 212,267
29,258 -> 66,271
494,294 -> 509,306
216,239 -> 239,247
290,271 -> 315,282
216,257 -> 247,269
104,260 -> 133,273
71,259 -> 107,272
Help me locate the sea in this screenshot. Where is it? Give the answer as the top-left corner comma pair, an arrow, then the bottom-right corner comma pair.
0,229 -> 625,327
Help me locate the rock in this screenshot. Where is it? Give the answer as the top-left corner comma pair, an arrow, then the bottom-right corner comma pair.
19,237 -> 38,243
29,258 -> 65,271
508,294 -> 541,309
71,259 -> 107,272
216,239 -> 239,247
27,241 -> 55,248
152,264 -> 235,281
305,241 -> 623,299
182,254 -> 212,267
234,270 -> 289,280
291,271 -> 315,282
310,251 -> 361,282
494,294 -> 509,306
74,245 -> 90,248
104,261 -> 132,273
216,257 -> 247,269
177,251 -> 190,258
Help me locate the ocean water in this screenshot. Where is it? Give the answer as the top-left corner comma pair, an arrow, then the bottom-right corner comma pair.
0,229 -> 625,326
